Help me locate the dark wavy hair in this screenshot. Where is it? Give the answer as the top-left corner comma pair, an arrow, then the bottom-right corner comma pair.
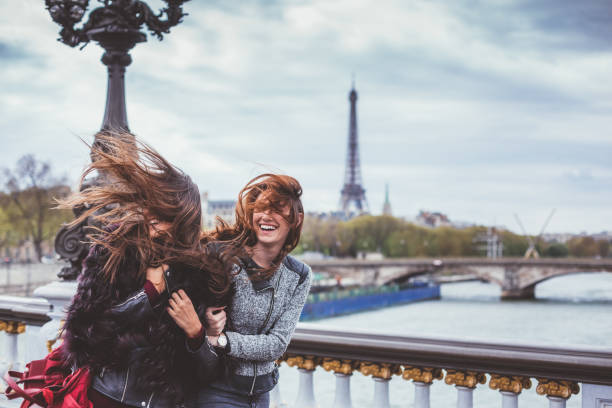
60,132 -> 234,402
210,173 -> 304,280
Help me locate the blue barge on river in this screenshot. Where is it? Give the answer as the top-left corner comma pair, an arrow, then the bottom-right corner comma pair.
300,282 -> 440,320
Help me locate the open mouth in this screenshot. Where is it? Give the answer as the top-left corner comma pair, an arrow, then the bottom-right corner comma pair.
259,224 -> 278,231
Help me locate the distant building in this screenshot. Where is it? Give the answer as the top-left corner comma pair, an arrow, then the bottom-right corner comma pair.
382,183 -> 392,216
202,192 -> 236,230
416,210 -> 451,228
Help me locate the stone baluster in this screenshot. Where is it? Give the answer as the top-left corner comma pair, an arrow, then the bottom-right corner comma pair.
359,362 -> 402,408
271,358 -> 289,408
0,320 -> 26,373
322,358 -> 359,408
33,281 -> 78,353
270,384 -> 287,408
402,366 -> 443,408
489,374 -> 531,408
445,370 -> 486,408
286,355 -> 320,408
536,379 -> 580,408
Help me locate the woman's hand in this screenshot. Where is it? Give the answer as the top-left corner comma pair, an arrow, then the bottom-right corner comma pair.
205,306 -> 227,337
146,264 -> 167,293
167,290 -> 202,338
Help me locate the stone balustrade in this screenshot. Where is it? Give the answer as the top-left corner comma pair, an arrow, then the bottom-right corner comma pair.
1,295 -> 611,408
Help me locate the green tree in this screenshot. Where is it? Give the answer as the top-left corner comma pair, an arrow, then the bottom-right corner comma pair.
543,243 -> 569,258
500,230 -> 529,257
568,237 -> 598,257
1,155 -> 72,261
597,240 -> 610,258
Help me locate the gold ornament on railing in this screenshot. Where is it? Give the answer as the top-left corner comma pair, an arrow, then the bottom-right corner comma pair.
1,320 -> 26,335
489,374 -> 532,394
402,366 -> 443,384
285,355 -> 320,371
359,362 -> 402,380
536,379 -> 580,399
445,369 -> 486,388
321,358 -> 358,375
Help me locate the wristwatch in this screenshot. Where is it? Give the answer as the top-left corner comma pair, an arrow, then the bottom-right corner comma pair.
217,333 -> 228,348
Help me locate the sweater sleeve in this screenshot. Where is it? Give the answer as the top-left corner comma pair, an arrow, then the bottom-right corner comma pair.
224,268 -> 312,362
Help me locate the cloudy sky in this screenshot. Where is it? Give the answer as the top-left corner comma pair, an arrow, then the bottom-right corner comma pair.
1,0 -> 611,234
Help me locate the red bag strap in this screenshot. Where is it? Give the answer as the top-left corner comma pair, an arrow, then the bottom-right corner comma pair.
3,371 -> 46,407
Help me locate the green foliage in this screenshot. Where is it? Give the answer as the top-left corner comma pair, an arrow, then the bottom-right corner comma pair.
1,155 -> 73,260
543,243 -> 569,258
567,236 -> 599,258
299,215 -> 529,258
499,230 -> 529,257
597,240 -> 610,258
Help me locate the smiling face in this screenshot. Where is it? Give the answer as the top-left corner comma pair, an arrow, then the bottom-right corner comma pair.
252,195 -> 292,249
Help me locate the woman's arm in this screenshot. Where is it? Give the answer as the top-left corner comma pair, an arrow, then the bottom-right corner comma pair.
223,268 -> 312,362
167,289 -> 223,382
106,265 -> 168,324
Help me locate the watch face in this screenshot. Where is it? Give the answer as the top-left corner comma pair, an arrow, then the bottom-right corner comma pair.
218,334 -> 227,347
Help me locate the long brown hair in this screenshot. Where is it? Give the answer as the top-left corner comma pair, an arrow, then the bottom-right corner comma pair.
211,173 -> 304,279
60,132 -> 221,284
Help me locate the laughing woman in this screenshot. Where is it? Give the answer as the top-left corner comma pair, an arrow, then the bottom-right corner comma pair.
186,174 -> 312,408
61,134 -> 233,408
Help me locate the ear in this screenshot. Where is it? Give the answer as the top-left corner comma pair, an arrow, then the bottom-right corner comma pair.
296,212 -> 304,228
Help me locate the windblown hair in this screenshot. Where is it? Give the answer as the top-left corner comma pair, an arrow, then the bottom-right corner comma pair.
60,132 -> 205,282
210,173 -> 304,280
60,132 -> 234,403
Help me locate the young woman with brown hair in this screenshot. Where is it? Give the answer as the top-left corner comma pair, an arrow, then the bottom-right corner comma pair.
183,174 -> 313,408
60,133 -> 233,408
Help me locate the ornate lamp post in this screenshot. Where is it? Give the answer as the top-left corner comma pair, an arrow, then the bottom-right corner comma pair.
29,1 -> 189,353
44,0 -> 189,280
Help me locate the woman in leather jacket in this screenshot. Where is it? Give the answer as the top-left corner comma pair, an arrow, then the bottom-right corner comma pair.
60,133 -> 234,408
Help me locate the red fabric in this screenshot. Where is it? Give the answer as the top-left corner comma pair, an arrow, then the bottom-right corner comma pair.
5,346 -> 93,408
143,280 -> 161,305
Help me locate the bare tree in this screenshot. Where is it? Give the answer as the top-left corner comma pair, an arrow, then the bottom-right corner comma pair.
1,155 -> 71,262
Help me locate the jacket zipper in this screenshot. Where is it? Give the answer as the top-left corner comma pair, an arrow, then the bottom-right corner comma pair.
120,367 -> 130,402
146,391 -> 154,408
248,268 -> 283,395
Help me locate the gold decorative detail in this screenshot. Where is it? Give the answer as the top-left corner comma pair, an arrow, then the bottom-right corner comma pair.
402,366 -> 443,384
321,358 -> 358,375
275,354 -> 289,367
46,320 -> 66,352
445,370 -> 486,389
0,320 -> 7,332
359,362 -> 402,380
2,321 -> 26,335
489,374 -> 532,393
536,379 -> 580,399
285,355 -> 320,371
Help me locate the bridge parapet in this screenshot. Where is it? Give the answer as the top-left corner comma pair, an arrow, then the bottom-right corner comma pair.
2,294 -> 612,408
276,324 -> 612,408
309,258 -> 612,300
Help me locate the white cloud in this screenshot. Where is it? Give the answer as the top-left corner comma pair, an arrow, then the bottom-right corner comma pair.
1,0 -> 611,234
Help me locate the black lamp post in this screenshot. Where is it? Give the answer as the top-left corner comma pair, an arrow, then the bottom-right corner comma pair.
46,0 -> 189,280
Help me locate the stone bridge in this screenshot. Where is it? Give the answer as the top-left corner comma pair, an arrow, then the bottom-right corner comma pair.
307,258 -> 612,300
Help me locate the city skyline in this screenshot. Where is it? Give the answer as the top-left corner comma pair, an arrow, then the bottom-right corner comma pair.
1,1 -> 611,235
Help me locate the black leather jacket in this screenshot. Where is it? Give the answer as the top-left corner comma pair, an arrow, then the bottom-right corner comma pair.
90,270 -> 219,408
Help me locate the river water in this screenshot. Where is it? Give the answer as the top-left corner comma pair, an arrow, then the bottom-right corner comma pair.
278,272 -> 612,407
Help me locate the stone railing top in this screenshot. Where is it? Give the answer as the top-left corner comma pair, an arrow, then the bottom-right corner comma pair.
306,257 -> 612,269
0,295 -> 51,326
288,323 -> 612,385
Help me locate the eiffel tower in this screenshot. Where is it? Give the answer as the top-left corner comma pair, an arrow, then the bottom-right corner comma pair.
339,81 -> 369,215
